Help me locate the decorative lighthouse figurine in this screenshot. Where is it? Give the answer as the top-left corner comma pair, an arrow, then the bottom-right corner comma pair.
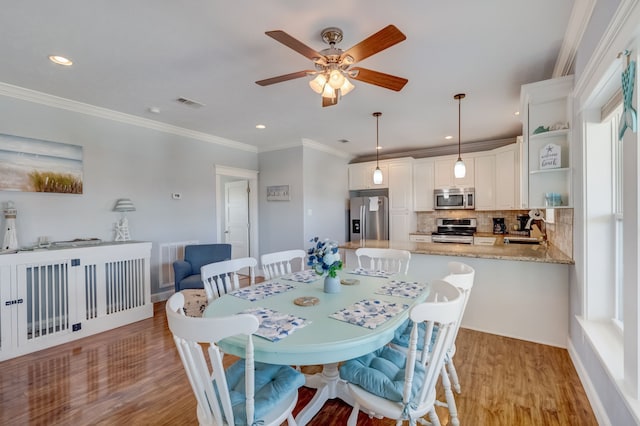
2,201 -> 18,251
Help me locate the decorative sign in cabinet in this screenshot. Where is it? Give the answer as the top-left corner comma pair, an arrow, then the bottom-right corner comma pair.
0,242 -> 152,361
521,75 -> 573,208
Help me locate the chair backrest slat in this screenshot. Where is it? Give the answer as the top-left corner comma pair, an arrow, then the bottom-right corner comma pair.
407,279 -> 464,408
261,249 -> 306,280
166,293 -> 259,425
355,248 -> 411,274
201,257 -> 257,301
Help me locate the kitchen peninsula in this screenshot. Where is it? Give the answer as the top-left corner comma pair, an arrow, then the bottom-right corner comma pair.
341,239 -> 572,348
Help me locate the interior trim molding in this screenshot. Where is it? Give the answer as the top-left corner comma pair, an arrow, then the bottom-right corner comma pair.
214,165 -> 259,179
574,0 -> 640,106
0,81 -> 258,153
553,0 -> 597,77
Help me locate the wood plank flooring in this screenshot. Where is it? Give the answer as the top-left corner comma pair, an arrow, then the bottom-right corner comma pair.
0,302 -> 597,425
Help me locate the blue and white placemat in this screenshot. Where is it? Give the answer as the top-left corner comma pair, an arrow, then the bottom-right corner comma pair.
329,299 -> 409,329
241,307 -> 311,342
375,280 -> 427,299
230,282 -> 294,302
283,269 -> 321,283
348,268 -> 396,278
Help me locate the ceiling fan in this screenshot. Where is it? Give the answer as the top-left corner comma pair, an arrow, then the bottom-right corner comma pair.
255,25 -> 408,107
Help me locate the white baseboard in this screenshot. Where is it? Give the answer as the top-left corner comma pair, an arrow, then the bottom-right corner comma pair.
567,338 -> 611,426
152,289 -> 174,303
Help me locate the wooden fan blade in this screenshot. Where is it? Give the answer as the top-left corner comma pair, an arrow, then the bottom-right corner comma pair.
265,30 -> 323,61
341,25 -> 406,63
350,67 -> 408,92
255,70 -> 314,86
322,92 -> 338,107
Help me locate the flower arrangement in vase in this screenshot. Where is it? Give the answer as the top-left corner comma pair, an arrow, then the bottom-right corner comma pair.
307,237 -> 343,293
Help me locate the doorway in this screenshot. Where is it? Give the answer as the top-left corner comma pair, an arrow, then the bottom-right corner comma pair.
215,165 -> 259,261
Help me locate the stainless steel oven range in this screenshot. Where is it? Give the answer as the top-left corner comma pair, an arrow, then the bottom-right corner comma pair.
431,218 -> 477,244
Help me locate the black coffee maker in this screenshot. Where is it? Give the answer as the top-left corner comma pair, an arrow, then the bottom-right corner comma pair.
492,218 -> 506,234
517,214 -> 530,233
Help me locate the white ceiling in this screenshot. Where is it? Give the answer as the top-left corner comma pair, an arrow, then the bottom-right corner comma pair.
0,1 -> 576,158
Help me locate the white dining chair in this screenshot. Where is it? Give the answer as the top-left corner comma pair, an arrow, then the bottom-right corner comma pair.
339,279 -> 464,426
165,292 -> 304,426
200,257 -> 257,302
389,261 -> 475,426
355,247 -> 411,274
261,249 -> 306,280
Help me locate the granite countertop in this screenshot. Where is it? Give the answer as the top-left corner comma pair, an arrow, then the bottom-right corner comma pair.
341,239 -> 574,265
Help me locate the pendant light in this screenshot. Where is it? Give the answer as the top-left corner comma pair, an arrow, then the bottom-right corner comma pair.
372,112 -> 383,185
453,93 -> 466,179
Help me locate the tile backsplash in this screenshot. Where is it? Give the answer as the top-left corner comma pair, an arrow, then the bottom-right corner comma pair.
415,208 -> 573,258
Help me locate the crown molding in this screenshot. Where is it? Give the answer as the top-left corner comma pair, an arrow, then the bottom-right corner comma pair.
574,0 -> 640,106
553,0 -> 597,77
0,81 -> 258,153
258,138 -> 352,160
351,137 -> 517,163
301,139 -> 353,159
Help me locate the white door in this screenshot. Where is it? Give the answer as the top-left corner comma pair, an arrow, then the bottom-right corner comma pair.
225,180 -> 249,259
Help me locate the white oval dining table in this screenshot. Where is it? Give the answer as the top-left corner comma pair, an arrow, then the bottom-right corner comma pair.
203,272 -> 429,425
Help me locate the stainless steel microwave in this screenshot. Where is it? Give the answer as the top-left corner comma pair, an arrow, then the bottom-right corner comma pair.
434,187 -> 475,210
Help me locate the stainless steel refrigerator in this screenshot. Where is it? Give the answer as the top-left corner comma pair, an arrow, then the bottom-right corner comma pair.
349,196 -> 389,241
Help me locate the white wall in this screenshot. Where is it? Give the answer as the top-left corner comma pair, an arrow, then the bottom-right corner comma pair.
570,0 -> 640,424
0,92 -> 258,295
258,147 -> 305,256
303,146 -> 349,244
258,144 -> 349,260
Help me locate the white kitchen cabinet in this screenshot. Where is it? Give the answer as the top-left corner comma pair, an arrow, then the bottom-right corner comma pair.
521,75 -> 573,208
434,155 -> 474,188
387,159 -> 415,241
494,142 -> 522,209
348,162 -> 388,190
413,158 -> 435,211
0,242 -> 152,361
474,154 -> 495,210
409,234 -> 432,243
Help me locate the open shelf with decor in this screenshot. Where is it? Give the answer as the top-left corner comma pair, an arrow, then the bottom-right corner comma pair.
521,75 -> 573,208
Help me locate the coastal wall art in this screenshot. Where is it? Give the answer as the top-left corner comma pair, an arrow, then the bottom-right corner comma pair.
0,133 -> 83,194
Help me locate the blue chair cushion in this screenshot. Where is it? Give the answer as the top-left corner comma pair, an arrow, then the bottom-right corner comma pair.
223,360 -> 304,426
391,320 -> 438,351
339,346 -> 426,403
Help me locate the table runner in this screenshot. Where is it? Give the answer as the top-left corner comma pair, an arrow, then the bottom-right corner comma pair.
330,299 -> 408,329
230,281 -> 294,302
241,307 -> 311,342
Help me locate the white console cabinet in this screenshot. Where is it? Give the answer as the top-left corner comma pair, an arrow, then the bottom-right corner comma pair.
0,242 -> 152,361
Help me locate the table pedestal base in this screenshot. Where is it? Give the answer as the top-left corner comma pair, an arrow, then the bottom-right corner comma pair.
295,362 -> 355,425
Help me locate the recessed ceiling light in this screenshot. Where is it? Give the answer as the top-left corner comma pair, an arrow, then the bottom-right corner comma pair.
445,135 -> 453,140
256,124 -> 266,129
376,146 -> 382,150
514,111 -> 520,116
49,55 -> 73,66
148,107 -> 161,114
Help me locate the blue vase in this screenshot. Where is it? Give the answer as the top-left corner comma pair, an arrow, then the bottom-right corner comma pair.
324,275 -> 341,294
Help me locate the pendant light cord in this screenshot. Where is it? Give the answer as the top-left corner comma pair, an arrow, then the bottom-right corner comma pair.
457,95 -> 461,160
373,112 -> 382,167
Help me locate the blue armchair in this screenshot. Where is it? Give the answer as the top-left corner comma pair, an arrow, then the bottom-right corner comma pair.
173,244 -> 232,292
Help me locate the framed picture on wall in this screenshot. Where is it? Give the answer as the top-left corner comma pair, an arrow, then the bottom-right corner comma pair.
0,133 -> 83,194
266,185 -> 290,201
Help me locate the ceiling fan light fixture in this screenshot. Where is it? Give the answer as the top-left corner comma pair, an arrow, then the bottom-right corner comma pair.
309,74 -> 327,94
328,69 -> 345,89
322,83 -> 336,99
340,78 -> 355,96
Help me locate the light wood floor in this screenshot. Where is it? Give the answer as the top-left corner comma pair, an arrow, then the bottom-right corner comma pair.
0,302 -> 597,425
